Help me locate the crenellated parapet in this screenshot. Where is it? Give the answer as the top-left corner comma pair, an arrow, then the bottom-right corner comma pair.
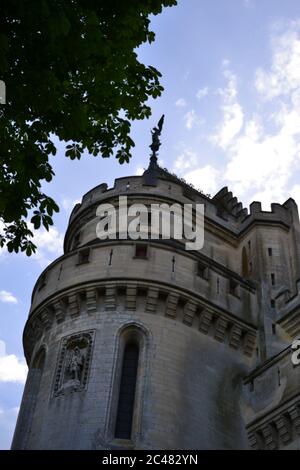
13,120 -> 300,450
237,200 -> 296,236
212,186 -> 248,220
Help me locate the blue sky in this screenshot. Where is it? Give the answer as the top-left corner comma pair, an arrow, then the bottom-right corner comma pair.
1,0 -> 300,449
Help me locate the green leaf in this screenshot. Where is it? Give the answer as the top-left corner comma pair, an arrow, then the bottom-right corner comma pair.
0,0 -> 177,256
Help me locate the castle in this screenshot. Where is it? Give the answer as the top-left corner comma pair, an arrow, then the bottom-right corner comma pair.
11,127 -> 300,449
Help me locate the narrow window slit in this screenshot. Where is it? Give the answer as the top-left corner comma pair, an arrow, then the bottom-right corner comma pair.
172,256 -> 175,273
271,273 -> 275,286
114,342 -> 139,440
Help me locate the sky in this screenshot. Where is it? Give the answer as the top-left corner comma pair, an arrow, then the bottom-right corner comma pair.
1,0 -> 300,449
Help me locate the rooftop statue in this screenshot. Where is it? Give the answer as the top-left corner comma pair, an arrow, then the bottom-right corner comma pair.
149,114 -> 165,166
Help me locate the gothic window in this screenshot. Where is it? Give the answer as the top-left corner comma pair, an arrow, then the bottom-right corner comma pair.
268,247 -> 273,257
114,341 -> 139,440
108,325 -> 149,445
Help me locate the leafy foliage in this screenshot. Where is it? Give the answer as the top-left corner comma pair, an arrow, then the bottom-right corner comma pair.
0,0 -> 176,254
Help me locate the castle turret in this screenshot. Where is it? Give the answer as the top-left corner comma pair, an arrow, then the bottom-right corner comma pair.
12,126 -> 300,449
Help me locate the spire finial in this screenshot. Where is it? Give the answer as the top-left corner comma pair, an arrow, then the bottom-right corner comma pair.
149,114 -> 164,167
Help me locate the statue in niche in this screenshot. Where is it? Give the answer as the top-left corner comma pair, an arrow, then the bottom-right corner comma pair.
53,331 -> 94,397
60,345 -> 85,392
67,346 -> 84,384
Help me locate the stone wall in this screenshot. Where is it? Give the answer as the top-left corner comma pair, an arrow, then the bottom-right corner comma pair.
12,173 -> 300,450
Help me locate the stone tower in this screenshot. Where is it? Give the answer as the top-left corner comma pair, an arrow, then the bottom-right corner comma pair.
12,157 -> 300,449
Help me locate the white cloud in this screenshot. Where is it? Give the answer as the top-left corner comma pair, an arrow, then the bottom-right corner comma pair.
0,220 -> 64,267
184,165 -> 220,195
173,150 -> 198,172
183,110 -> 204,130
0,340 -> 27,384
205,24 -> 300,209
62,197 -> 81,212
210,67 -> 244,149
0,406 -> 19,449
222,58 -> 230,68
135,167 -> 144,176
172,149 -> 220,195
29,226 -> 64,267
223,23 -> 300,208
0,290 -> 18,304
255,21 -> 300,100
175,98 -> 187,108
224,109 -> 300,200
33,226 -> 63,254
196,87 -> 209,100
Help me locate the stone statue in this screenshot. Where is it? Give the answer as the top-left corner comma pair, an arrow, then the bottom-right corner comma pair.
67,346 -> 84,383
149,115 -> 165,163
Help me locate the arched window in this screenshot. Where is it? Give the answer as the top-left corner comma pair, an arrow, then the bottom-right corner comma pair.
106,324 -> 150,445
114,341 -> 139,439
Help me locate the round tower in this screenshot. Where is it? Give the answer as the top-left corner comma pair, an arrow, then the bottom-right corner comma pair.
12,156 -> 258,450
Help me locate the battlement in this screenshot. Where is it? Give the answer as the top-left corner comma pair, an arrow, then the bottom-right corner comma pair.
212,186 -> 248,220
68,175 -> 299,244
15,164 -> 300,451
